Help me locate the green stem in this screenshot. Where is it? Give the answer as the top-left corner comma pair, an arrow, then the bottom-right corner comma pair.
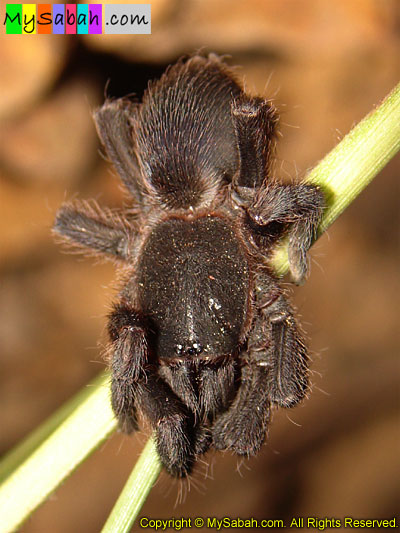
0,374 -> 108,483
0,82 -> 399,533
101,438 -> 162,533
0,374 -> 116,533
272,81 -> 400,275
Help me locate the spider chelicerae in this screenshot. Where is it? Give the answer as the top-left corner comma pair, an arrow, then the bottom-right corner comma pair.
54,53 -> 325,477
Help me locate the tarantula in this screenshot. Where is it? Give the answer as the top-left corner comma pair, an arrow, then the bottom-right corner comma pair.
54,54 -> 325,477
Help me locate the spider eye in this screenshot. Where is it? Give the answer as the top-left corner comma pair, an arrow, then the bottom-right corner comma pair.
174,343 -> 203,356
190,343 -> 203,355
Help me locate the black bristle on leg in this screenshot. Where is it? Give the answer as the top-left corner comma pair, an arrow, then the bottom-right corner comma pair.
108,305 -> 149,434
212,363 -> 271,456
93,99 -> 144,203
54,202 -> 130,259
135,373 -> 195,477
247,184 -> 325,283
232,95 -> 278,191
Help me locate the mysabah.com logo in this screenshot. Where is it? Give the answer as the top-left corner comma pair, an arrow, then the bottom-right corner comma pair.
2,4 -> 151,35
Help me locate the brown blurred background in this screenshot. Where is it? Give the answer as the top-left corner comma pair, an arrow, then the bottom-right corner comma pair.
0,0 -> 399,531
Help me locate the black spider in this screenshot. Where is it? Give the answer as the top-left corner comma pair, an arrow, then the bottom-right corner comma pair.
54,54 -> 325,477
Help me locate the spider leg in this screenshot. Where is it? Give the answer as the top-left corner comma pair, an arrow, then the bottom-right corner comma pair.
54,201 -> 133,259
231,96 -> 324,283
212,362 -> 271,456
249,274 -> 309,407
108,305 -> 149,433
247,184 -> 325,283
135,373 -> 195,477
109,305 -> 196,476
94,99 -> 145,204
212,273 -> 308,455
158,361 -> 198,415
231,94 -> 278,193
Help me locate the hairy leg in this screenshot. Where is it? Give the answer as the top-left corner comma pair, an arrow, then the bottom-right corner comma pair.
94,99 -> 145,203
249,287 -> 309,407
109,305 -> 199,476
135,373 -> 196,477
247,184 -> 325,283
231,96 -> 324,283
212,272 -> 309,454
108,304 -> 149,433
212,362 -> 271,456
231,94 -> 278,193
54,200 -> 133,259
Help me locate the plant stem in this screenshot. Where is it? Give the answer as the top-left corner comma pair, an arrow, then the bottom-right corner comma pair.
272,81 -> 400,275
101,438 -> 162,533
0,374 -> 116,533
0,374 -> 108,483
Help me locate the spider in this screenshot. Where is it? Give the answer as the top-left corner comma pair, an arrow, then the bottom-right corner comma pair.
54,53 -> 325,477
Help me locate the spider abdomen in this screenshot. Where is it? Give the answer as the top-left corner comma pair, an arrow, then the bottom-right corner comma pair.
137,215 -> 250,361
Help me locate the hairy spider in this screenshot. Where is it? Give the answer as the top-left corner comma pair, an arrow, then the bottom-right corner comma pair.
54,54 -> 325,477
